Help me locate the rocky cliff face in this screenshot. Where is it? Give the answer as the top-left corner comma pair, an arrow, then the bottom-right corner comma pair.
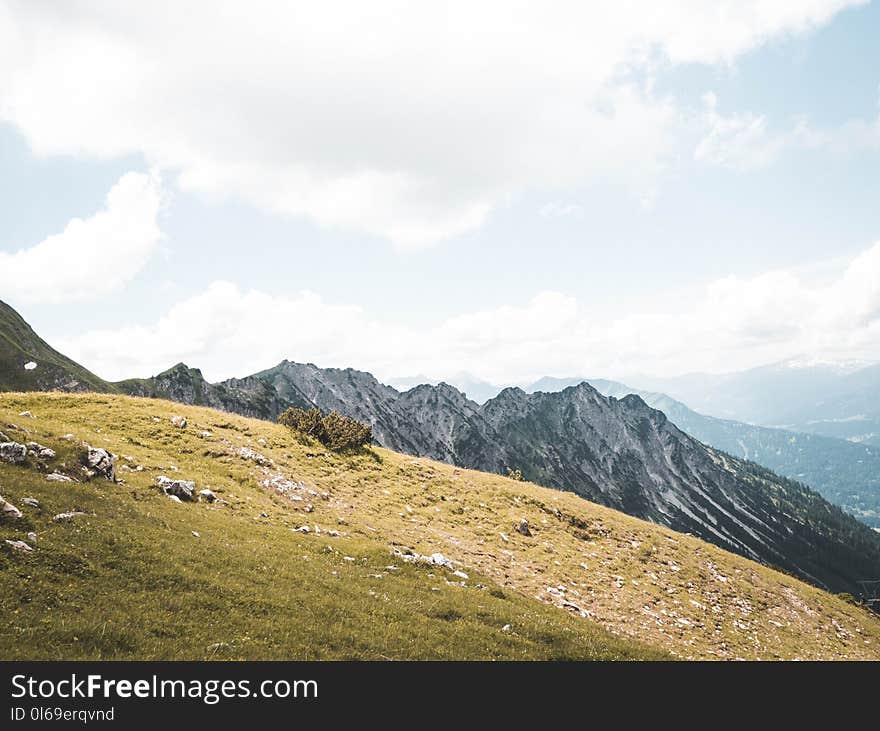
117,363 -> 286,420
120,360 -> 880,594
537,376 -> 880,528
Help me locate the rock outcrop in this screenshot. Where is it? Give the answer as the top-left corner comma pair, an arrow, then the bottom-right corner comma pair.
0,495 -> 23,518
86,447 -> 116,481
0,442 -> 27,464
4,539 -> 32,552
156,476 -> 196,501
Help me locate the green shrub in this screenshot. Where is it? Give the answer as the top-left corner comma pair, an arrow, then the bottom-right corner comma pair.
278,407 -> 324,438
278,407 -> 372,451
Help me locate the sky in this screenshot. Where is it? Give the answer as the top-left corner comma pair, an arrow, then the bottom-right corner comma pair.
1,1 -> 880,386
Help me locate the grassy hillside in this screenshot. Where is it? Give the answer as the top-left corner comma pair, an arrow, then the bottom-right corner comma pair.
2,393 -> 879,660
0,300 -> 115,394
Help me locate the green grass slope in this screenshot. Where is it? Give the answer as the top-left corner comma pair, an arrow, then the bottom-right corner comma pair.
0,300 -> 115,394
2,393 -> 880,660
0,393 -> 663,661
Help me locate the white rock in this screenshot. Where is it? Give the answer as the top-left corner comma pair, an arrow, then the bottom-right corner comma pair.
156,476 -> 196,501
198,431 -> 213,438
452,570 -> 469,580
18,410 -> 34,418
0,442 -> 28,464
501,624 -> 511,632
168,494 -> 182,503
192,531 -> 201,538
22,497 -> 39,508
4,539 -> 33,552
170,415 -> 187,428
238,446 -> 271,465
430,552 -> 454,569
261,474 -> 307,501
499,532 -> 510,543
86,446 -> 116,481
0,495 -> 23,518
198,488 -> 217,503
53,511 -> 87,522
23,361 -> 37,370
27,532 -> 37,541
396,549 -> 457,571
38,448 -> 56,459
46,472 -> 73,482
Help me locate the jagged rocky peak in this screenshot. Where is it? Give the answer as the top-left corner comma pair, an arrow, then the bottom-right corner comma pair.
402,381 -> 475,409
497,385 -> 527,398
615,392 -> 668,423
163,362 -> 204,377
486,385 -> 529,407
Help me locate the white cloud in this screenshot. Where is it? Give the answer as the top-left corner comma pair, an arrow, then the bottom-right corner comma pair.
0,171 -> 164,304
0,1 -> 861,247
58,241 -> 880,384
695,89 -> 880,170
540,202 -> 584,219
694,92 -> 785,170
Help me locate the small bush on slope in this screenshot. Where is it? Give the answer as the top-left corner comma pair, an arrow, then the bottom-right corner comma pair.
278,407 -> 372,452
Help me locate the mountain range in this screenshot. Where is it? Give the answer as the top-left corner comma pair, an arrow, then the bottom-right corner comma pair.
2,297 -> 880,595
529,377 -> 880,529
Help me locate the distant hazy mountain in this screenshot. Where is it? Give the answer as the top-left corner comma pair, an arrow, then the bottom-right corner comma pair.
388,372 -> 504,405
627,361 -> 880,446
528,376 -> 880,528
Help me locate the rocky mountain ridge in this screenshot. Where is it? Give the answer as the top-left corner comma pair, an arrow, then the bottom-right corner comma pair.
531,376 -> 880,528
